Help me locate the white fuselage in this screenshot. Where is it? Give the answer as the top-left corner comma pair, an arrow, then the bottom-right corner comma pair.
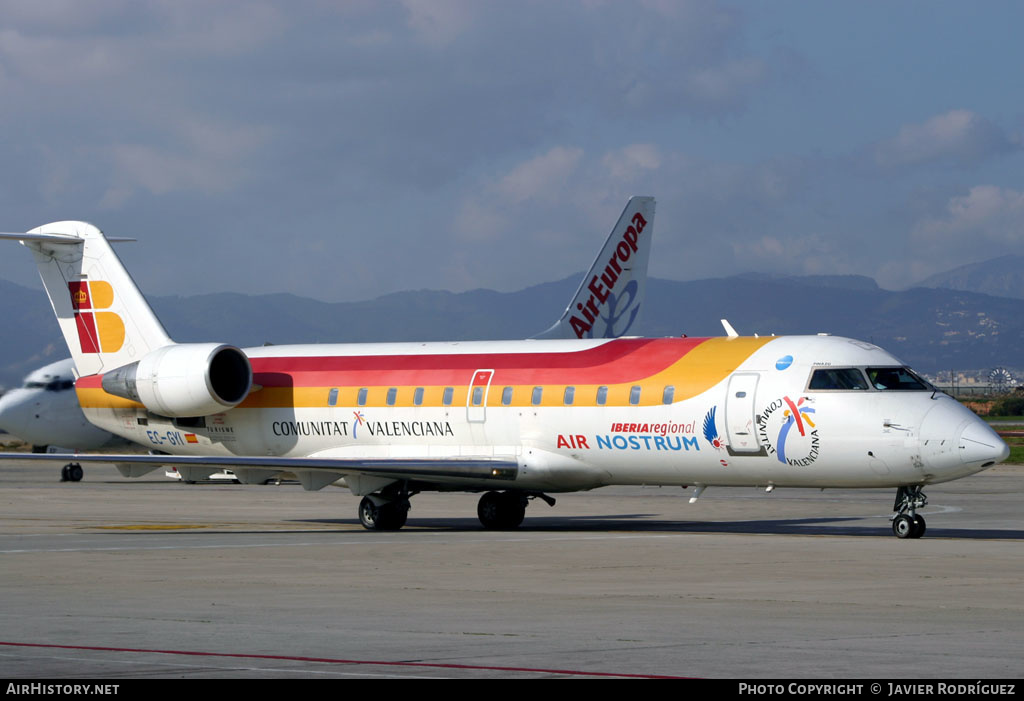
75,335 -> 1008,493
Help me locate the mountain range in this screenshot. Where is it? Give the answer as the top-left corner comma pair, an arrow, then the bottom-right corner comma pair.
916,255 -> 1024,300
2,266 -> 1023,390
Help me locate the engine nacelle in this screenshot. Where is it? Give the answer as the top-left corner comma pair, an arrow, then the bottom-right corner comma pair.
102,343 -> 252,417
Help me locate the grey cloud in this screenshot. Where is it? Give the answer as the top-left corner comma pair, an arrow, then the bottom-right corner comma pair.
873,110 -> 1020,170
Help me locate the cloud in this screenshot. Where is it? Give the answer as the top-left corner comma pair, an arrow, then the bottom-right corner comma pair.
601,144 -> 661,181
495,146 -> 585,204
874,110 -> 1019,169
401,0 -> 477,47
914,185 -> 1024,245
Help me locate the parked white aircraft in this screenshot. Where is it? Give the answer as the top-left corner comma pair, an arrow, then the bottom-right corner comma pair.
0,358 -> 120,481
0,198 -> 657,484
0,198 -> 1009,537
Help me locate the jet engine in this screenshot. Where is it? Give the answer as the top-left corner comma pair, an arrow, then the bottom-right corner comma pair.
101,343 -> 252,417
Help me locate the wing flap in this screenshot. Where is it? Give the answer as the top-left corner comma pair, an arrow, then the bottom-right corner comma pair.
1,452 -> 519,484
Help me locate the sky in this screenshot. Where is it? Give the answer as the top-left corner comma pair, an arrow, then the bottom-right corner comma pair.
1,0 -> 1022,302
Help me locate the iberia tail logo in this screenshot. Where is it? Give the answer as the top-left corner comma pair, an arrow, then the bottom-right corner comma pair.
68,281 -> 125,353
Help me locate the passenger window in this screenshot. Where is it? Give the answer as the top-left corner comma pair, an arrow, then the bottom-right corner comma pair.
531,387 -> 543,406
808,368 -> 868,391
357,388 -> 368,406
327,388 -> 339,406
596,386 -> 608,405
386,387 -> 397,406
472,386 -> 484,406
442,387 -> 454,406
564,386 -> 575,405
662,385 -> 675,404
413,387 -> 424,406
501,386 -> 513,405
866,367 -> 930,391
629,386 -> 642,405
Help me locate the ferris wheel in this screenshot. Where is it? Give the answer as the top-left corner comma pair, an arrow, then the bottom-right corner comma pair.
989,367 -> 1014,393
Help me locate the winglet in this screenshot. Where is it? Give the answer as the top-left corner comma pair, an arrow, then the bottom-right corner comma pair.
537,196 -> 655,339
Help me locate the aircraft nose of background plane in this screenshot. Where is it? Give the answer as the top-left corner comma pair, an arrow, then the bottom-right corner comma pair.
0,390 -> 40,441
919,398 -> 1009,481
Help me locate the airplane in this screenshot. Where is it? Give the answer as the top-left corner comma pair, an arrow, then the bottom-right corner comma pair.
0,197 -> 1010,538
0,357 -> 121,481
0,198 -> 657,484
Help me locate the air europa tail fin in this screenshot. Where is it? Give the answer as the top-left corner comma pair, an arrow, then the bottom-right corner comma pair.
0,221 -> 172,377
536,196 -> 655,339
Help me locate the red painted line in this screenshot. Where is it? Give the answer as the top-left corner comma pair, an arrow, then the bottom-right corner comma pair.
0,641 -> 687,679
77,337 -> 712,389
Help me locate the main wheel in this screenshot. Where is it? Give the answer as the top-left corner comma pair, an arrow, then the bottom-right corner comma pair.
68,463 -> 83,482
359,497 -> 380,530
477,491 -> 526,530
358,497 -> 408,531
892,514 -> 915,539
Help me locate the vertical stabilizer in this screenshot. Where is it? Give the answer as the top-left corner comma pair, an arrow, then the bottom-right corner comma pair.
5,221 -> 172,377
537,196 -> 655,339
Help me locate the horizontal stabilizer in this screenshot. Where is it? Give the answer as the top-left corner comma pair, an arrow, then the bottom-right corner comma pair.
0,231 -> 83,244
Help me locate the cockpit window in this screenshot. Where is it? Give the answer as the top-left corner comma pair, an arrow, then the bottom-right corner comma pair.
866,367 -> 931,391
808,368 -> 869,391
25,380 -> 73,391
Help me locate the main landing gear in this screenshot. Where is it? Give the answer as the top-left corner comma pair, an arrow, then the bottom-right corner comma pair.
357,481 -> 415,531
891,485 -> 927,539
60,463 -> 83,482
356,487 -> 554,531
358,496 -> 408,530
477,491 -> 555,530
477,491 -> 527,529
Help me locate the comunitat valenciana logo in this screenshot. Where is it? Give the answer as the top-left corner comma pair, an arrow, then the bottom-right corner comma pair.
68,281 -> 125,353
756,395 -> 820,467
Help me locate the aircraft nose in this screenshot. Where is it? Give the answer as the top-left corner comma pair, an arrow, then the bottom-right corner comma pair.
919,399 -> 1009,481
958,419 -> 1010,466
0,390 -> 40,439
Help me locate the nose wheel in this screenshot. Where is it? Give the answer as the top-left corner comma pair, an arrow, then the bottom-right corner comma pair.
892,485 -> 927,539
892,513 -> 926,539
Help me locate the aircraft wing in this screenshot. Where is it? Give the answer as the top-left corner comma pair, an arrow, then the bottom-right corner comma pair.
0,452 -> 518,491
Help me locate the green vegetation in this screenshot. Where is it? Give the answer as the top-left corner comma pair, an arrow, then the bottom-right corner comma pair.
995,430 -> 1024,465
989,395 -> 1024,417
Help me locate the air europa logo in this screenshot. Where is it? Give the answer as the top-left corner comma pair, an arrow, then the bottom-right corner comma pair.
570,211 -> 648,339
68,281 -> 124,354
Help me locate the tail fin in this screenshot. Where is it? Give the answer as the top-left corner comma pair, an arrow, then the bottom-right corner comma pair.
0,221 -> 171,377
537,196 -> 655,339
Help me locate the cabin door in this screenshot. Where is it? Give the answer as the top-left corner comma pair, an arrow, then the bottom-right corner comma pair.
467,369 -> 494,423
725,373 -> 761,453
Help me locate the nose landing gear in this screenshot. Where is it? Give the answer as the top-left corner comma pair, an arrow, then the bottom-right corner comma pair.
892,485 -> 927,539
